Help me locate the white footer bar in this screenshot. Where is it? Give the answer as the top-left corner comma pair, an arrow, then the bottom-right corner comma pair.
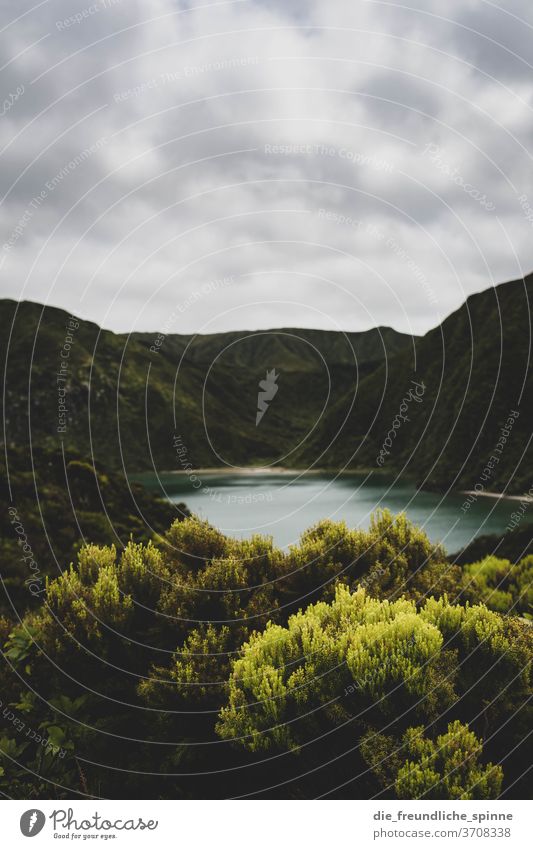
2,799 -> 529,848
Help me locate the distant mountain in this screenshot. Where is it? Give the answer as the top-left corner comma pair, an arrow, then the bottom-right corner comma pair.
0,299 -> 411,475
132,325 -> 410,371
1,272 -> 531,494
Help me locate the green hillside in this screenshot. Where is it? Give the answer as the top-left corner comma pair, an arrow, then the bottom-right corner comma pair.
296,273 -> 533,493
0,299 -> 411,475
1,272 -> 531,493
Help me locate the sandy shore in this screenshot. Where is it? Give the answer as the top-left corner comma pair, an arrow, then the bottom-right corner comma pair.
461,489 -> 533,503
136,468 -> 533,501
139,466 -> 380,477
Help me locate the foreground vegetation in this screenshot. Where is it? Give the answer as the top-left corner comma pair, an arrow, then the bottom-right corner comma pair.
0,447 -> 189,616
1,511 -> 531,799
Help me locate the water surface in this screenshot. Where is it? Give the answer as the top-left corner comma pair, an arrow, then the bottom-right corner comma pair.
134,470 -> 521,553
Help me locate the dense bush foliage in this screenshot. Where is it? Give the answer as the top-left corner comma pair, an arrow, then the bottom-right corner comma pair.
0,446 -> 188,616
463,555 -> 533,619
217,585 -> 456,751
216,586 -> 530,800
361,721 -> 503,800
0,512 -> 531,799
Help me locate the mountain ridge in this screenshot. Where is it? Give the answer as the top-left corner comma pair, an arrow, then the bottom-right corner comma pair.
1,272 -> 531,493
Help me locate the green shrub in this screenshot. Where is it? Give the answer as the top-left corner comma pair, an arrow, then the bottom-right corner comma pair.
216,586 -> 459,752
361,722 -> 503,800
464,555 -> 533,618
286,510 -> 463,606
2,512 -> 529,800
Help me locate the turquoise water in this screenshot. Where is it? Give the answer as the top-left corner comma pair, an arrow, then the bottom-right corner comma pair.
134,470 -> 520,553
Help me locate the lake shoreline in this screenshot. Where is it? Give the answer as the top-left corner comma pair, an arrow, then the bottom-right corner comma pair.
134,467 -> 531,501
135,465 -> 385,478
460,489 -> 533,504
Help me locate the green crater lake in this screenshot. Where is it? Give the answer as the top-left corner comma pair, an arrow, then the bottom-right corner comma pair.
133,470 -> 521,553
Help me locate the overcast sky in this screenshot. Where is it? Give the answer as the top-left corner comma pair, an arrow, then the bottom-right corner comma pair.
1,0 -> 533,335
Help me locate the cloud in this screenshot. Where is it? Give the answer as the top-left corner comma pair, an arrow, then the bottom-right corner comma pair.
1,0 -> 532,334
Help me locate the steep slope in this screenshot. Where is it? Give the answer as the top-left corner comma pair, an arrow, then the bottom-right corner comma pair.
0,300 -> 411,476
296,273 -> 533,493
1,273 -> 530,493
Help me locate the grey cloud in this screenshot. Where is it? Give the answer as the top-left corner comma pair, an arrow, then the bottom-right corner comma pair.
1,0 -> 532,335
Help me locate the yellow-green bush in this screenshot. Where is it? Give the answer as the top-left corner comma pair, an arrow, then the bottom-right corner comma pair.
1,512 -> 531,800
361,721 -> 503,800
217,586 -> 462,752
464,555 -> 533,618
286,510 -> 463,605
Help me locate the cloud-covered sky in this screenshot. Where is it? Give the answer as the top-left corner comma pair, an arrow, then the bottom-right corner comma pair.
1,0 -> 533,334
